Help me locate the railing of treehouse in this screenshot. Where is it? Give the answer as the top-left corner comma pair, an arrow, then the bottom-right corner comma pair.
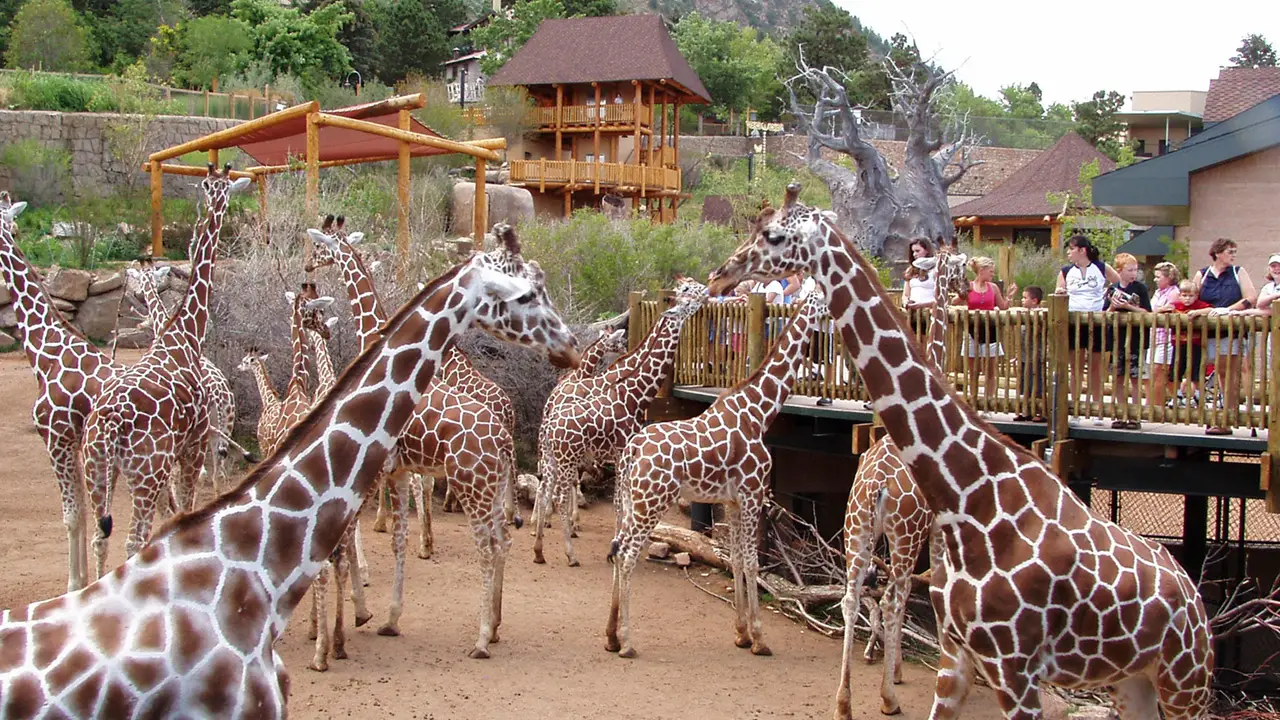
633,292 -> 1280,434
509,160 -> 680,191
535,103 -> 652,127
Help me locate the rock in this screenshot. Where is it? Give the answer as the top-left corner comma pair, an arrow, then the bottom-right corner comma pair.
674,552 -> 691,568
113,327 -> 152,349
0,330 -> 15,349
0,304 -> 14,329
75,288 -> 124,340
51,297 -> 76,312
87,272 -> 124,295
44,267 -> 93,302
451,182 -> 534,238
159,288 -> 184,310
0,283 -> 10,305
647,542 -> 671,560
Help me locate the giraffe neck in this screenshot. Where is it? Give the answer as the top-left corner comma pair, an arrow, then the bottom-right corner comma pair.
600,313 -> 668,383
336,250 -> 386,352
308,329 -> 336,399
926,266 -> 952,369
248,360 -> 281,411
442,344 -> 473,376
0,223 -> 106,369
154,189 -> 230,357
139,274 -> 169,332
813,220 -> 988,510
149,263 -> 485,632
717,304 -> 817,432
288,303 -> 313,395
605,314 -> 684,413
567,333 -> 617,380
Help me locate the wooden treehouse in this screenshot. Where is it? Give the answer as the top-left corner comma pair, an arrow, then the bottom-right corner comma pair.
486,14 -> 711,222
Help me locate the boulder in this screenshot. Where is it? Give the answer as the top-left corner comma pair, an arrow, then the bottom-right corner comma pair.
113,327 -> 152,349
159,288 -> 184,310
75,288 -> 125,340
451,182 -> 534,238
0,283 -> 10,305
647,542 -> 671,560
51,297 -> 76,313
44,267 -> 93,302
87,272 -> 125,296
0,304 -> 14,329
0,329 -> 15,349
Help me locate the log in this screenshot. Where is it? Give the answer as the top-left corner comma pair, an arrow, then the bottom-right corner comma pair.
650,523 -> 725,569
759,572 -> 844,606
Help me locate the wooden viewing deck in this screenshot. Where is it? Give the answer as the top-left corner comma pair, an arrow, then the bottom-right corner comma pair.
509,159 -> 681,194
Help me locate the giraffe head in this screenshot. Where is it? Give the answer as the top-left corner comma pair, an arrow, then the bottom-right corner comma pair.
599,328 -> 628,354
0,190 -> 27,228
236,347 -> 269,372
198,163 -> 252,211
707,183 -> 828,295
912,249 -> 967,295
304,214 -> 364,272
285,282 -> 336,341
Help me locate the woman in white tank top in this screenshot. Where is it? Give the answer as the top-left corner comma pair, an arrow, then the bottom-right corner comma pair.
902,239 -> 937,338
1055,235 -> 1120,425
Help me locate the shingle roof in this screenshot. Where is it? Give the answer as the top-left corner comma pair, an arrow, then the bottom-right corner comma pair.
950,133 -> 1115,218
1204,67 -> 1280,122
486,15 -> 712,104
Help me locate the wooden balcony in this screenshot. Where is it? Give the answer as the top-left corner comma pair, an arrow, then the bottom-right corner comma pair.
509,159 -> 680,193
533,103 -> 652,130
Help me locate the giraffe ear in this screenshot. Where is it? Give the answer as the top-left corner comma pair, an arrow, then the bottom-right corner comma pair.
306,228 -> 339,250
229,177 -> 252,193
284,291 -> 296,304
325,317 -> 339,330
305,296 -> 335,311
370,260 -> 382,273
5,201 -> 26,219
417,282 -> 426,292
477,266 -> 533,303
259,353 -> 270,361
346,231 -> 365,245
913,257 -> 938,271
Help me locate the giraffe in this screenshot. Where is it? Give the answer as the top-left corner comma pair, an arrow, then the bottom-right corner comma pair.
533,286 -> 707,566
236,349 -> 282,455
260,283 -> 335,456
306,221 -> 529,658
835,247 -> 967,717
125,262 -> 238,497
707,185 -> 1213,719
81,165 -> 250,583
0,240 -> 579,719
605,291 -> 827,659
0,193 -> 119,591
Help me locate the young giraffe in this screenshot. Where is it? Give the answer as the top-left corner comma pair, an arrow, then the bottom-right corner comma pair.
81,165 -> 250,582
836,247 -> 967,717
260,283 -> 335,455
708,185 -> 1213,719
236,349 -> 283,454
0,244 -> 579,719
0,194 -> 119,591
606,292 -> 827,659
533,287 -> 706,566
306,222 -> 529,658
125,262 -> 238,497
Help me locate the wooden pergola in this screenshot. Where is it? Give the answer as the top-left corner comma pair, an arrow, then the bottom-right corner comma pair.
143,93 -> 505,258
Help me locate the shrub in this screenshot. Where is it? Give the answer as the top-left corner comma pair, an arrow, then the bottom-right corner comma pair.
3,72 -> 111,112
0,139 -> 72,206
682,156 -> 831,223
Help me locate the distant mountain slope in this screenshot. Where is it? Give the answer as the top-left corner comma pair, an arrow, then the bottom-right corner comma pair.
618,0 -> 890,53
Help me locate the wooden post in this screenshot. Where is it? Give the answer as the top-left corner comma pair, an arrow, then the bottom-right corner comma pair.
555,84 -> 563,159
305,111 -> 320,221
593,83 -> 601,194
973,224 -> 982,244
997,245 -> 1014,286
627,291 -> 644,351
397,109 -> 411,266
657,289 -> 676,399
673,101 -> 681,184
207,148 -> 218,166
149,160 -> 163,257
647,85 -> 655,166
1050,222 -> 1063,251
746,293 -> 766,371
564,190 -> 572,218
256,173 -> 268,231
203,89 -> 209,116
1047,293 -> 1070,448
1268,310 -> 1280,512
632,81 -> 642,169
659,92 -> 667,164
473,158 -> 487,251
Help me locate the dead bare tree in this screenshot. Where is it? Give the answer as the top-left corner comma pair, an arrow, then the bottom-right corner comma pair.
786,46 -> 984,262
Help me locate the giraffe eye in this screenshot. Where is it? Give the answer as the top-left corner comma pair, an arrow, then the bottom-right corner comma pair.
765,230 -> 785,246
515,291 -> 535,305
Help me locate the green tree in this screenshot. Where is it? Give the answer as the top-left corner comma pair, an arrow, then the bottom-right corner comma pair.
90,0 -> 185,69
674,13 -> 782,121
1071,89 -> 1126,160
371,0 -> 465,84
188,0 -> 232,14
562,0 -> 614,15
5,0 -> 93,71
472,0 -> 564,75
299,0 -> 380,82
0,0 -> 27,55
1230,33 -> 1277,68
1000,83 -> 1044,119
854,33 -> 924,110
174,15 -> 253,89
231,0 -> 353,82
783,5 -> 868,76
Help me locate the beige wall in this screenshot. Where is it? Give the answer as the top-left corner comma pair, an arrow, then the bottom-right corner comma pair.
1128,125 -> 1193,155
1176,145 -> 1280,280
1131,90 -> 1206,116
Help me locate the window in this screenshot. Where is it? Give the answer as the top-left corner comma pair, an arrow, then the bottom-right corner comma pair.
1134,139 -> 1148,157
1158,139 -> 1169,156
1013,228 -> 1052,249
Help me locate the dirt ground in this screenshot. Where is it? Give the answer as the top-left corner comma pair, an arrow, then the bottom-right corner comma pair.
0,351 -> 1002,719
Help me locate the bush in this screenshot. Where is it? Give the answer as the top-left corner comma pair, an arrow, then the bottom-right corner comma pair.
3,72 -> 112,112
682,156 -> 831,223
0,139 -> 72,206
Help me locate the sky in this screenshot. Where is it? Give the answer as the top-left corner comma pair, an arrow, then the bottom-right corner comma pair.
832,0 -> 1280,109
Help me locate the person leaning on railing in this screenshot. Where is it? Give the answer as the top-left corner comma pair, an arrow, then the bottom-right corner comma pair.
1147,262 -> 1183,410
1055,235 -> 1121,427
961,256 -> 1008,417
1194,237 -> 1257,436
1103,253 -> 1152,430
1011,285 -> 1047,423
901,238 -> 937,341
1239,253 -> 1280,379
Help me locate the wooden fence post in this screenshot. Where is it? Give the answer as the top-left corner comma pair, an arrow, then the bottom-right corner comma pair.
1047,293 -> 1070,448
746,293 -> 767,371
657,289 -> 676,399
627,291 -> 645,352
1268,310 -> 1280,512
998,245 -> 1014,287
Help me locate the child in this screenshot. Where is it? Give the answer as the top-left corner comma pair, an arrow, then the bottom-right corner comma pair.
1013,286 -> 1046,422
1159,279 -> 1212,405
1104,253 -> 1152,429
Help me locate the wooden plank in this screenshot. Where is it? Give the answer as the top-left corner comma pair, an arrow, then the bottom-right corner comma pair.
149,101 -> 319,162
139,163 -> 254,180
312,113 -> 502,161
1269,309 -> 1280,512
851,423 -> 873,455
306,112 -> 319,221
474,158 -> 487,251
149,161 -> 163,257
397,109 -> 411,266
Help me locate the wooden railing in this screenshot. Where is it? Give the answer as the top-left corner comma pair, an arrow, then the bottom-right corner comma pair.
509,159 -> 680,192
533,103 -> 651,128
639,292 -> 1280,435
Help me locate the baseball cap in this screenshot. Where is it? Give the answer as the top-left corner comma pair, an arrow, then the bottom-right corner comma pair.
1269,253 -> 1280,265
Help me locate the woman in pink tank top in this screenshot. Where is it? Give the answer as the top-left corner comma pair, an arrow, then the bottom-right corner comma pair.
962,256 -> 1009,416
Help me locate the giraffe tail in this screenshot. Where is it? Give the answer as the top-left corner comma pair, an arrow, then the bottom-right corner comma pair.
607,538 -> 620,564
505,448 -> 524,530
86,412 -> 125,539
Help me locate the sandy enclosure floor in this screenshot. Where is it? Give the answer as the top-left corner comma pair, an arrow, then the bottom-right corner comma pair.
0,351 -> 1002,719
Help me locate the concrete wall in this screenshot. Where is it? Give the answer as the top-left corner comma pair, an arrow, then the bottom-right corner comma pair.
1176,145 -> 1280,281
1131,90 -> 1206,116
0,111 -> 241,201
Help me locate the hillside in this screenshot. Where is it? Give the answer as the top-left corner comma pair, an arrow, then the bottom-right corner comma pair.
619,0 -> 817,35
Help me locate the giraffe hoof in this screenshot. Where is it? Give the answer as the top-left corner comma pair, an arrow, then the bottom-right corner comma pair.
417,550 -> 433,560
376,624 -> 400,637
468,647 -> 491,660
880,701 -> 901,716
354,612 -> 373,627
333,647 -> 347,660
570,530 -> 579,539
372,522 -> 388,534
734,635 -> 752,649
750,643 -> 772,656
567,558 -> 580,568
605,637 -> 621,653
307,630 -> 318,641
306,662 -> 328,673
617,647 -> 638,659
533,553 -> 546,564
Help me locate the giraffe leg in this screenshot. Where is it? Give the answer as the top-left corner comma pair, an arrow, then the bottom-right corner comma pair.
351,517 -> 371,588
531,461 -> 557,564
608,465 -> 677,659
986,667 -> 1041,720
347,520 -> 372,627
308,563 -> 331,672
379,471 -> 410,637
1111,675 -> 1160,719
864,591 -> 884,662
372,476 -> 390,533
555,467 -> 581,566
46,433 -> 89,592
82,430 -> 117,582
878,574 -> 912,715
738,496 -> 770,656
411,473 -> 435,560
492,519 -> 511,643
928,631 -> 975,720
331,541 -> 349,660
834,527 -> 875,719
124,470 -> 166,562
457,482 -> 499,659
1154,624 -> 1214,720
725,504 -> 751,648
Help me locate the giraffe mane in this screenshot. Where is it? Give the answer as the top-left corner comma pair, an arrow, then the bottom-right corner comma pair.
153,261 -> 467,537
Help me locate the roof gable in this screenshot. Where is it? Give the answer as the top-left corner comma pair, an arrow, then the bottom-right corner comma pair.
950,132 -> 1114,218
486,14 -> 712,104
1204,67 -> 1280,122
